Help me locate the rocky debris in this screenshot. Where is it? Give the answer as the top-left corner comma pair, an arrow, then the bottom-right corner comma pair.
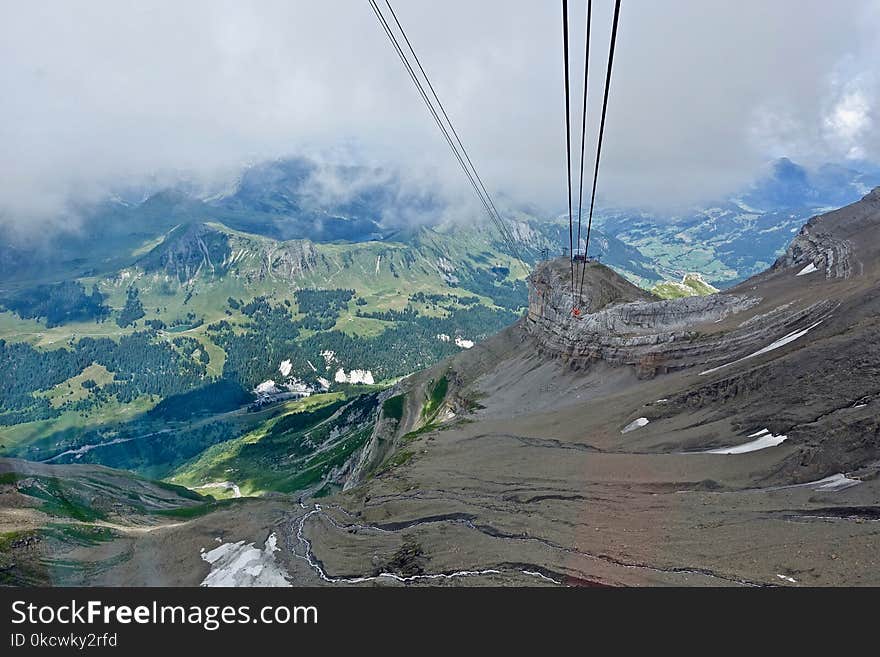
10,534 -> 41,550
14,477 -> 38,492
436,257 -> 459,284
375,539 -> 427,577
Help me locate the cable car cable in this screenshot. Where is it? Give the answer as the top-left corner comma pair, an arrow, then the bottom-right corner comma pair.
562,0 -> 575,299
382,0 -> 524,266
574,0 -> 592,295
578,0 -> 622,300
368,0 -> 527,270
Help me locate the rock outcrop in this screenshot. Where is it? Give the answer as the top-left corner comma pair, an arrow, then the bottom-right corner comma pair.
139,222 -> 232,283
255,240 -> 322,282
772,219 -> 853,280
771,186 -> 880,280
524,258 -> 834,377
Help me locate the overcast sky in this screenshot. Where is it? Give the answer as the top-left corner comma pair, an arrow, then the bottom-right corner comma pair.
1,0 -> 879,232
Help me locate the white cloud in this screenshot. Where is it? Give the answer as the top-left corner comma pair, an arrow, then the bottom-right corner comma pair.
824,89 -> 873,159
1,0 -> 879,232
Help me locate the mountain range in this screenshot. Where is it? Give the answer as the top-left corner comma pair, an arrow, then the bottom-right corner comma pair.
2,154 -> 880,585
0,155 -> 877,470
3,184 -> 880,586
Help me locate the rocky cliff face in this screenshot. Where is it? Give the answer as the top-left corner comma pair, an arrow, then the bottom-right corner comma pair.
142,221 -> 328,285
772,218 -> 853,280
139,222 -> 232,282
250,240 -> 323,283
523,258 -> 835,377
771,187 -> 879,280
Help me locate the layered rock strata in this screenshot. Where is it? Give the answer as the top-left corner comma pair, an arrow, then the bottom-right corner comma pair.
525,259 -> 833,377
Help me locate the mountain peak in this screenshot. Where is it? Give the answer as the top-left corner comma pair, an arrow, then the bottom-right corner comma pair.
770,157 -> 807,182
141,188 -> 198,208
139,221 -> 231,283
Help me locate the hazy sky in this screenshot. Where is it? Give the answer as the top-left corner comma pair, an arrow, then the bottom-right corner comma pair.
2,0 -> 879,231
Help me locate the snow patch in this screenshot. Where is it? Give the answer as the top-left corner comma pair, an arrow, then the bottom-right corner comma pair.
279,360 -> 293,377
284,378 -> 311,395
334,368 -> 374,385
776,574 -> 797,584
700,321 -> 823,376
200,533 -> 291,587
439,334 -> 473,348
796,262 -> 818,276
320,350 -> 337,369
805,473 -> 861,492
254,380 -> 279,395
704,429 -> 787,454
622,417 -> 649,434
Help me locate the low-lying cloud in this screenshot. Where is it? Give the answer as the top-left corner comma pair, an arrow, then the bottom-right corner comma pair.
1,0 -> 878,233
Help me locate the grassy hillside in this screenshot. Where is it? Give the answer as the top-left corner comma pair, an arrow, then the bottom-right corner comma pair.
650,273 -> 719,299
0,458 -> 209,585
169,392 -> 376,497
0,203 -> 665,497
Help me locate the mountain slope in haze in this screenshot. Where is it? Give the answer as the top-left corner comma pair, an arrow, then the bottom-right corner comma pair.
598,158 -> 880,286
2,155 -> 876,290
0,156 -> 656,285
